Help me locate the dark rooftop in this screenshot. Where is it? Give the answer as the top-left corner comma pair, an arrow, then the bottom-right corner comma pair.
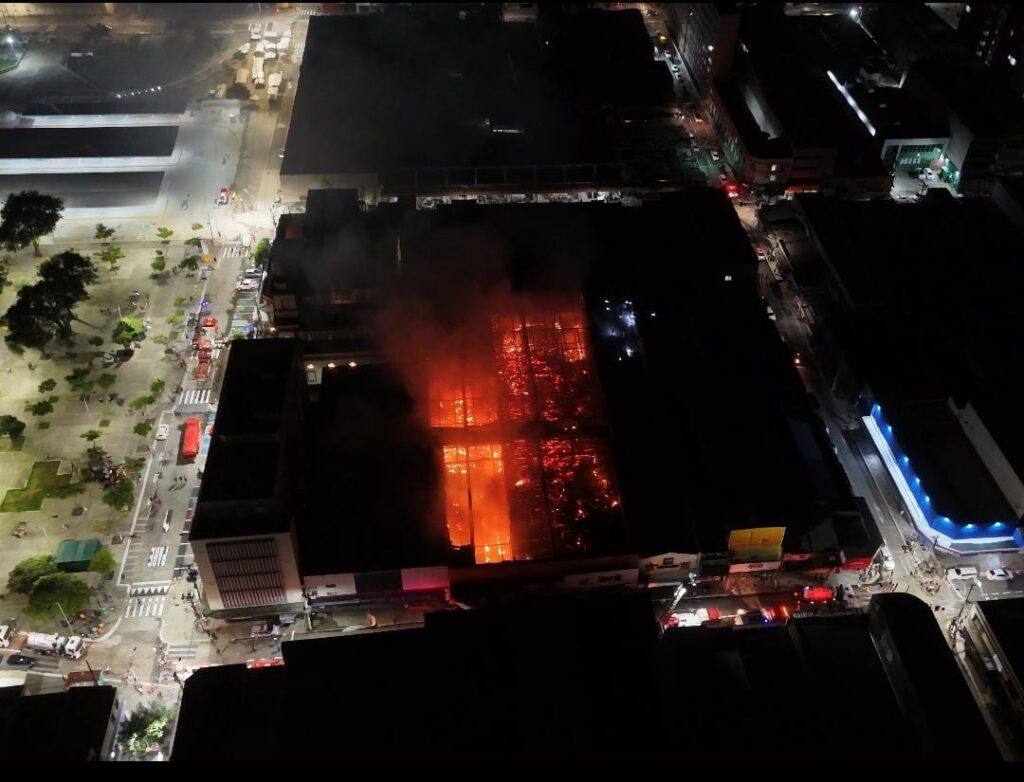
190,340 -> 301,541
796,191 -> 1024,525
296,361 -> 449,576
283,12 -> 611,177
0,126 -> 178,159
976,597 -> 1024,695
0,685 -> 117,762
172,592 -> 998,762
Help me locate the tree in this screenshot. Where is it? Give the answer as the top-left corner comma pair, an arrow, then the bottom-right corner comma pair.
80,429 -> 102,442
8,555 -> 59,594
150,379 -> 166,395
96,372 -> 117,389
253,237 -> 271,265
38,378 -> 57,393
129,394 -> 155,411
88,336 -> 104,346
230,327 -> 246,340
226,82 -> 250,100
112,316 -> 144,347
150,257 -> 166,273
94,223 -> 116,241
2,285 -> 61,350
0,414 -> 26,440
97,245 -> 124,271
191,222 -> 203,231
133,422 -> 152,437
156,227 -> 173,241
29,400 -> 53,416
88,547 -> 116,576
119,703 -> 172,757
178,254 -> 200,272
184,237 -> 202,249
65,367 -> 94,392
0,190 -> 64,255
3,251 -> 97,349
102,475 -> 134,510
28,572 -> 90,618
0,255 -> 9,295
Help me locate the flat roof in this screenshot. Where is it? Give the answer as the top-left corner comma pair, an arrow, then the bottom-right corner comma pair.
171,592 -> 997,762
0,685 -> 116,761
296,362 -> 450,575
976,597 -> 1024,689
797,192 -> 1024,524
191,340 -> 301,540
0,126 -> 178,159
736,7 -> 886,159
24,93 -> 189,117
0,172 -> 163,209
283,10 -> 665,177
266,190 -> 859,557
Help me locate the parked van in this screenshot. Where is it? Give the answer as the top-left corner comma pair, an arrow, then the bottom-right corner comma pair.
0,625 -> 12,648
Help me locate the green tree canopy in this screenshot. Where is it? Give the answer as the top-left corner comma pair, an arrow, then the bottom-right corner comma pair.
102,476 -> 134,511
38,378 -> 56,393
0,190 -> 64,254
29,400 -> 54,416
128,394 -> 155,411
0,414 -> 26,440
97,245 -> 124,270
65,367 -> 94,392
0,254 -> 9,295
150,257 -> 166,273
28,572 -> 90,618
80,429 -> 102,442
133,422 -> 152,437
191,222 -> 203,231
156,227 -> 173,241
112,317 -> 144,348
94,223 -> 116,241
7,554 -> 59,594
96,372 -> 117,389
178,254 -> 200,272
2,251 -> 97,349
88,547 -> 116,575
253,238 -> 271,265
150,379 -> 166,395
119,703 -> 172,757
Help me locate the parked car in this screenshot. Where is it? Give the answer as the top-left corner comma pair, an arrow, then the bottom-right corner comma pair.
155,424 -> 170,441
946,566 -> 979,581
985,568 -> 1013,581
250,623 -> 280,638
5,654 -> 34,667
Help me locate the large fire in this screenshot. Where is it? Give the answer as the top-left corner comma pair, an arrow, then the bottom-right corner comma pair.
428,295 -> 620,564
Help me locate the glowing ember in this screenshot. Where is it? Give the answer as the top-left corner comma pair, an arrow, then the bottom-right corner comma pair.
428,295 -> 622,564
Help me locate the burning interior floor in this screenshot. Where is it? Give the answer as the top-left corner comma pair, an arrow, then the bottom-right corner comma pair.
424,294 -> 624,564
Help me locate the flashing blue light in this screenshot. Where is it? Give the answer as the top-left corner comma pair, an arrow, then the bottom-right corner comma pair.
923,495 -> 931,504
872,403 -> 881,415
885,425 -> 893,434
993,522 -> 1004,527
965,523 -> 975,529
901,455 -> 909,464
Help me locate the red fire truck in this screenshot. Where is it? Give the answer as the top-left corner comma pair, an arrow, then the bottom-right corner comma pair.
181,418 -> 202,460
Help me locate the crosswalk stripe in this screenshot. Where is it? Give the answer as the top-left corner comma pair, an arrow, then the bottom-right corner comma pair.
177,388 -> 212,406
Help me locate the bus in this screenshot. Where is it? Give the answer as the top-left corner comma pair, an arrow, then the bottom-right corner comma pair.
181,418 -> 202,460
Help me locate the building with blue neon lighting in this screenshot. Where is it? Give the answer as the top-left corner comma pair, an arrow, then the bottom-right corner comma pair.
793,192 -> 1024,550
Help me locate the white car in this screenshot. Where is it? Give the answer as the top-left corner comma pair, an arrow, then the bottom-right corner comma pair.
155,424 -> 170,441
236,280 -> 259,292
984,568 -> 1014,581
946,566 -> 979,581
